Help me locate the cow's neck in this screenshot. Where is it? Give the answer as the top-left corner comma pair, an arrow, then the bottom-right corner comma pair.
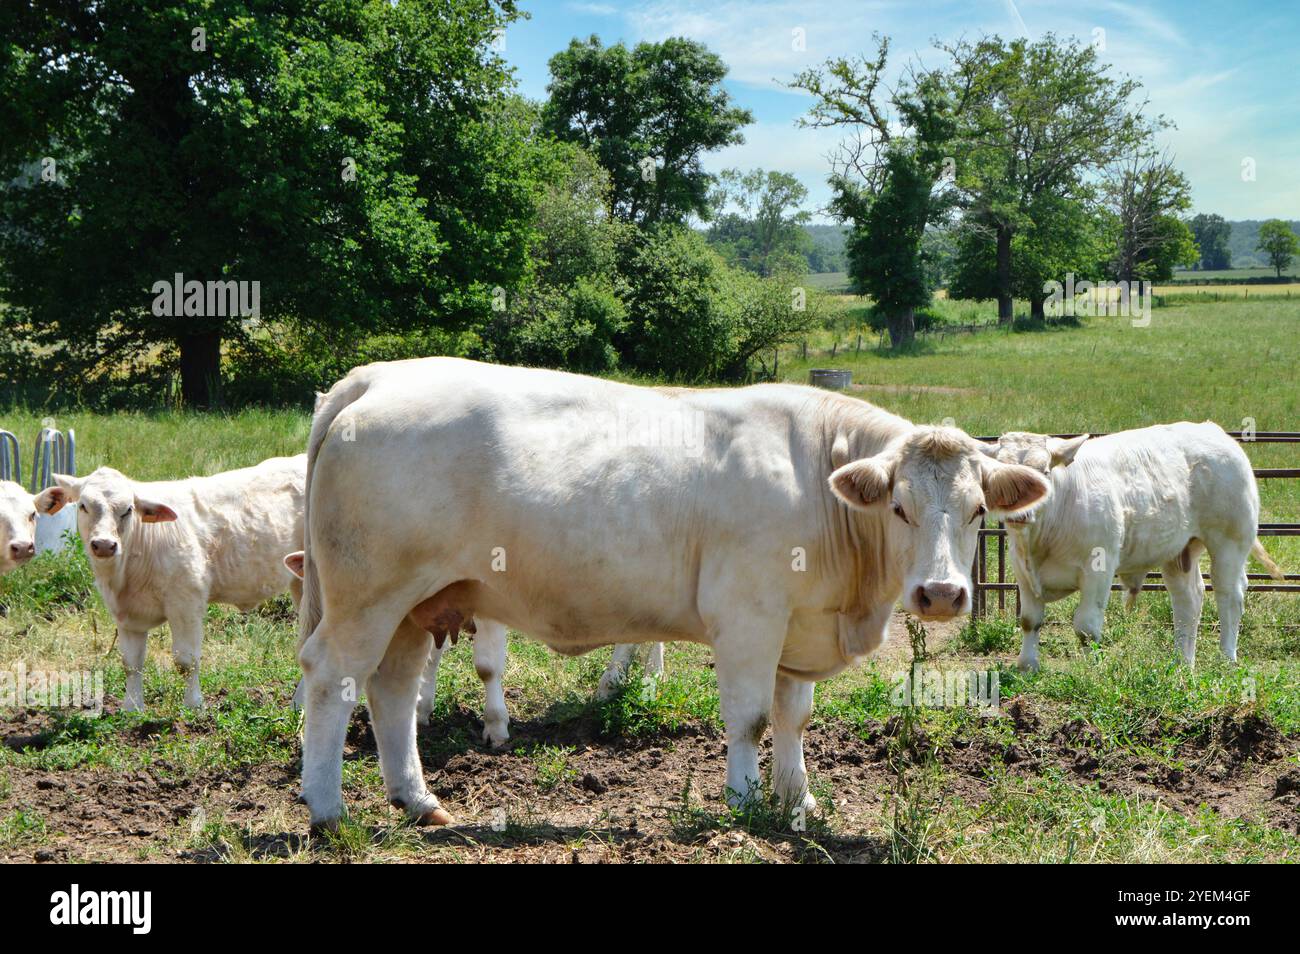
1005,464 -> 1077,585
814,395 -> 911,617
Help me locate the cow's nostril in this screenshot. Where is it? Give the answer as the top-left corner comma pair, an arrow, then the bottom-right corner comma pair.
914,585 -> 931,611
10,541 -> 34,559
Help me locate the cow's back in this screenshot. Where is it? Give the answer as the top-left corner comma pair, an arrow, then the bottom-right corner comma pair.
1063,422 -> 1256,570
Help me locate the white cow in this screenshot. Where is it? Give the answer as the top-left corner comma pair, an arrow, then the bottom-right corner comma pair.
988,425 -> 1286,671
293,358 -> 1050,830
34,457 -> 306,711
0,480 -> 37,574
285,549 -> 664,748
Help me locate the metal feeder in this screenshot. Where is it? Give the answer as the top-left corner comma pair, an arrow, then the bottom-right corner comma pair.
30,426 -> 78,554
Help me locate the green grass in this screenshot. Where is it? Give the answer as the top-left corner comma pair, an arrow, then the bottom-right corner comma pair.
1,295 -> 1298,862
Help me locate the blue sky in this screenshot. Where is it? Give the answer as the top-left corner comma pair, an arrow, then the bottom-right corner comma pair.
501,0 -> 1299,222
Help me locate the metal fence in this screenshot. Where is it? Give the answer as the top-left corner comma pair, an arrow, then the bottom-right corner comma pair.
972,431 -> 1300,617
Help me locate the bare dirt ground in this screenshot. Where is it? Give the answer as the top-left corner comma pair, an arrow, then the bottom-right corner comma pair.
4,689 -> 1296,863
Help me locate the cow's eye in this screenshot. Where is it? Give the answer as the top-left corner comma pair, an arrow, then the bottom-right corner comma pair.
892,502 -> 909,525
971,504 -> 987,524
78,503 -> 87,513
29,512 -> 37,522
120,506 -> 133,519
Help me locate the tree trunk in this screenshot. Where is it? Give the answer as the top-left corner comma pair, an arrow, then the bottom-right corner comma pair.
179,332 -> 222,408
1031,297 -> 1046,322
888,308 -> 915,349
996,226 -> 1014,325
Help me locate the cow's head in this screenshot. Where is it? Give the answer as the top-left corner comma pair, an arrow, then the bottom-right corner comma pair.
35,468 -> 177,563
830,426 -> 1051,620
0,480 -> 37,573
982,432 -> 1088,525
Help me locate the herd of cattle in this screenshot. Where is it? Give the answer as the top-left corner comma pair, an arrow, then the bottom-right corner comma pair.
0,357 -> 1285,829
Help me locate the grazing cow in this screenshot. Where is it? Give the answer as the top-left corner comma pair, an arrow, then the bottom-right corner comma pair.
988,425 -> 1286,671
34,457 -> 306,711
294,358 -> 1050,830
285,549 -> 664,748
0,480 -> 37,574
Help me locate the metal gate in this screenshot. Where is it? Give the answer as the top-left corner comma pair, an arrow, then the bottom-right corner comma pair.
972,431 -> 1300,617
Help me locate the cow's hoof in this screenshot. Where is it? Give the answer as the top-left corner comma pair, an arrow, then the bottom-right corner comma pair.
391,795 -> 453,827
482,721 -> 509,749
1017,657 -> 1039,673
415,806 -> 454,827
308,818 -> 341,838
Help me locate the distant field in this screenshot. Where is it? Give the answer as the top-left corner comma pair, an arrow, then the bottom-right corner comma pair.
2,296 -> 1298,863
805,271 -> 851,292
1170,267 -> 1298,282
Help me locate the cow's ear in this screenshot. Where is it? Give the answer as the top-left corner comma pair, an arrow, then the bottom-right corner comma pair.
135,496 -> 178,523
1046,434 -> 1088,468
981,461 -> 1050,515
35,485 -> 72,515
830,454 -> 895,510
284,551 -> 305,579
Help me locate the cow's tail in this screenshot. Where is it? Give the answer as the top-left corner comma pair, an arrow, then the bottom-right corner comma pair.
298,370 -> 373,652
1251,539 -> 1286,582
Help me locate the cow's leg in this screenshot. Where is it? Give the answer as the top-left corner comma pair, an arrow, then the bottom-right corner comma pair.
1017,585 -> 1046,672
1207,540 -> 1248,663
415,641 -> 445,724
299,603 -> 408,831
365,618 -> 447,824
1162,556 -> 1205,666
771,673 -> 816,817
645,641 -> 665,680
473,618 -> 510,748
595,643 -> 639,700
168,609 -> 206,710
1120,572 -> 1145,612
1072,565 -> 1114,649
289,579 -> 306,710
711,620 -> 785,808
118,625 -> 149,712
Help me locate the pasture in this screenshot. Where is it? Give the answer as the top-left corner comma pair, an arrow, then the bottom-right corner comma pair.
1,297 -> 1298,863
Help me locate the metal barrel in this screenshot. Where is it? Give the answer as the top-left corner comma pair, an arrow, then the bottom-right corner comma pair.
808,369 -> 852,390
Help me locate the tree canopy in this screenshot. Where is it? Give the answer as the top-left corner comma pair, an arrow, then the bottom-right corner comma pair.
0,0 -> 535,406
541,35 -> 752,226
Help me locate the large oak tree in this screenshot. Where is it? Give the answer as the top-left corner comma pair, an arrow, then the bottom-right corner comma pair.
0,0 -> 535,406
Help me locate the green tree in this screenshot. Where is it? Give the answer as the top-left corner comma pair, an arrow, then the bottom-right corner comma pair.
793,38 -> 958,347
946,34 -> 1167,323
479,142 -> 630,373
1187,213 -> 1232,271
1105,154 -> 1195,283
950,193 -> 1110,319
541,36 -> 752,226
0,0 -> 533,407
1257,219 -> 1300,278
706,169 -> 812,276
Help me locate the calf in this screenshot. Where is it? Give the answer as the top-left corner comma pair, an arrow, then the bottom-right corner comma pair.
294,358 -> 1049,830
0,480 -> 37,573
988,424 -> 1285,670
285,549 -> 665,749
35,457 -> 306,710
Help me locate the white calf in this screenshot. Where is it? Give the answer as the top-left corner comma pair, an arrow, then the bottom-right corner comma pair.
0,481 -> 37,574
35,457 -> 305,710
989,424 -> 1285,670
